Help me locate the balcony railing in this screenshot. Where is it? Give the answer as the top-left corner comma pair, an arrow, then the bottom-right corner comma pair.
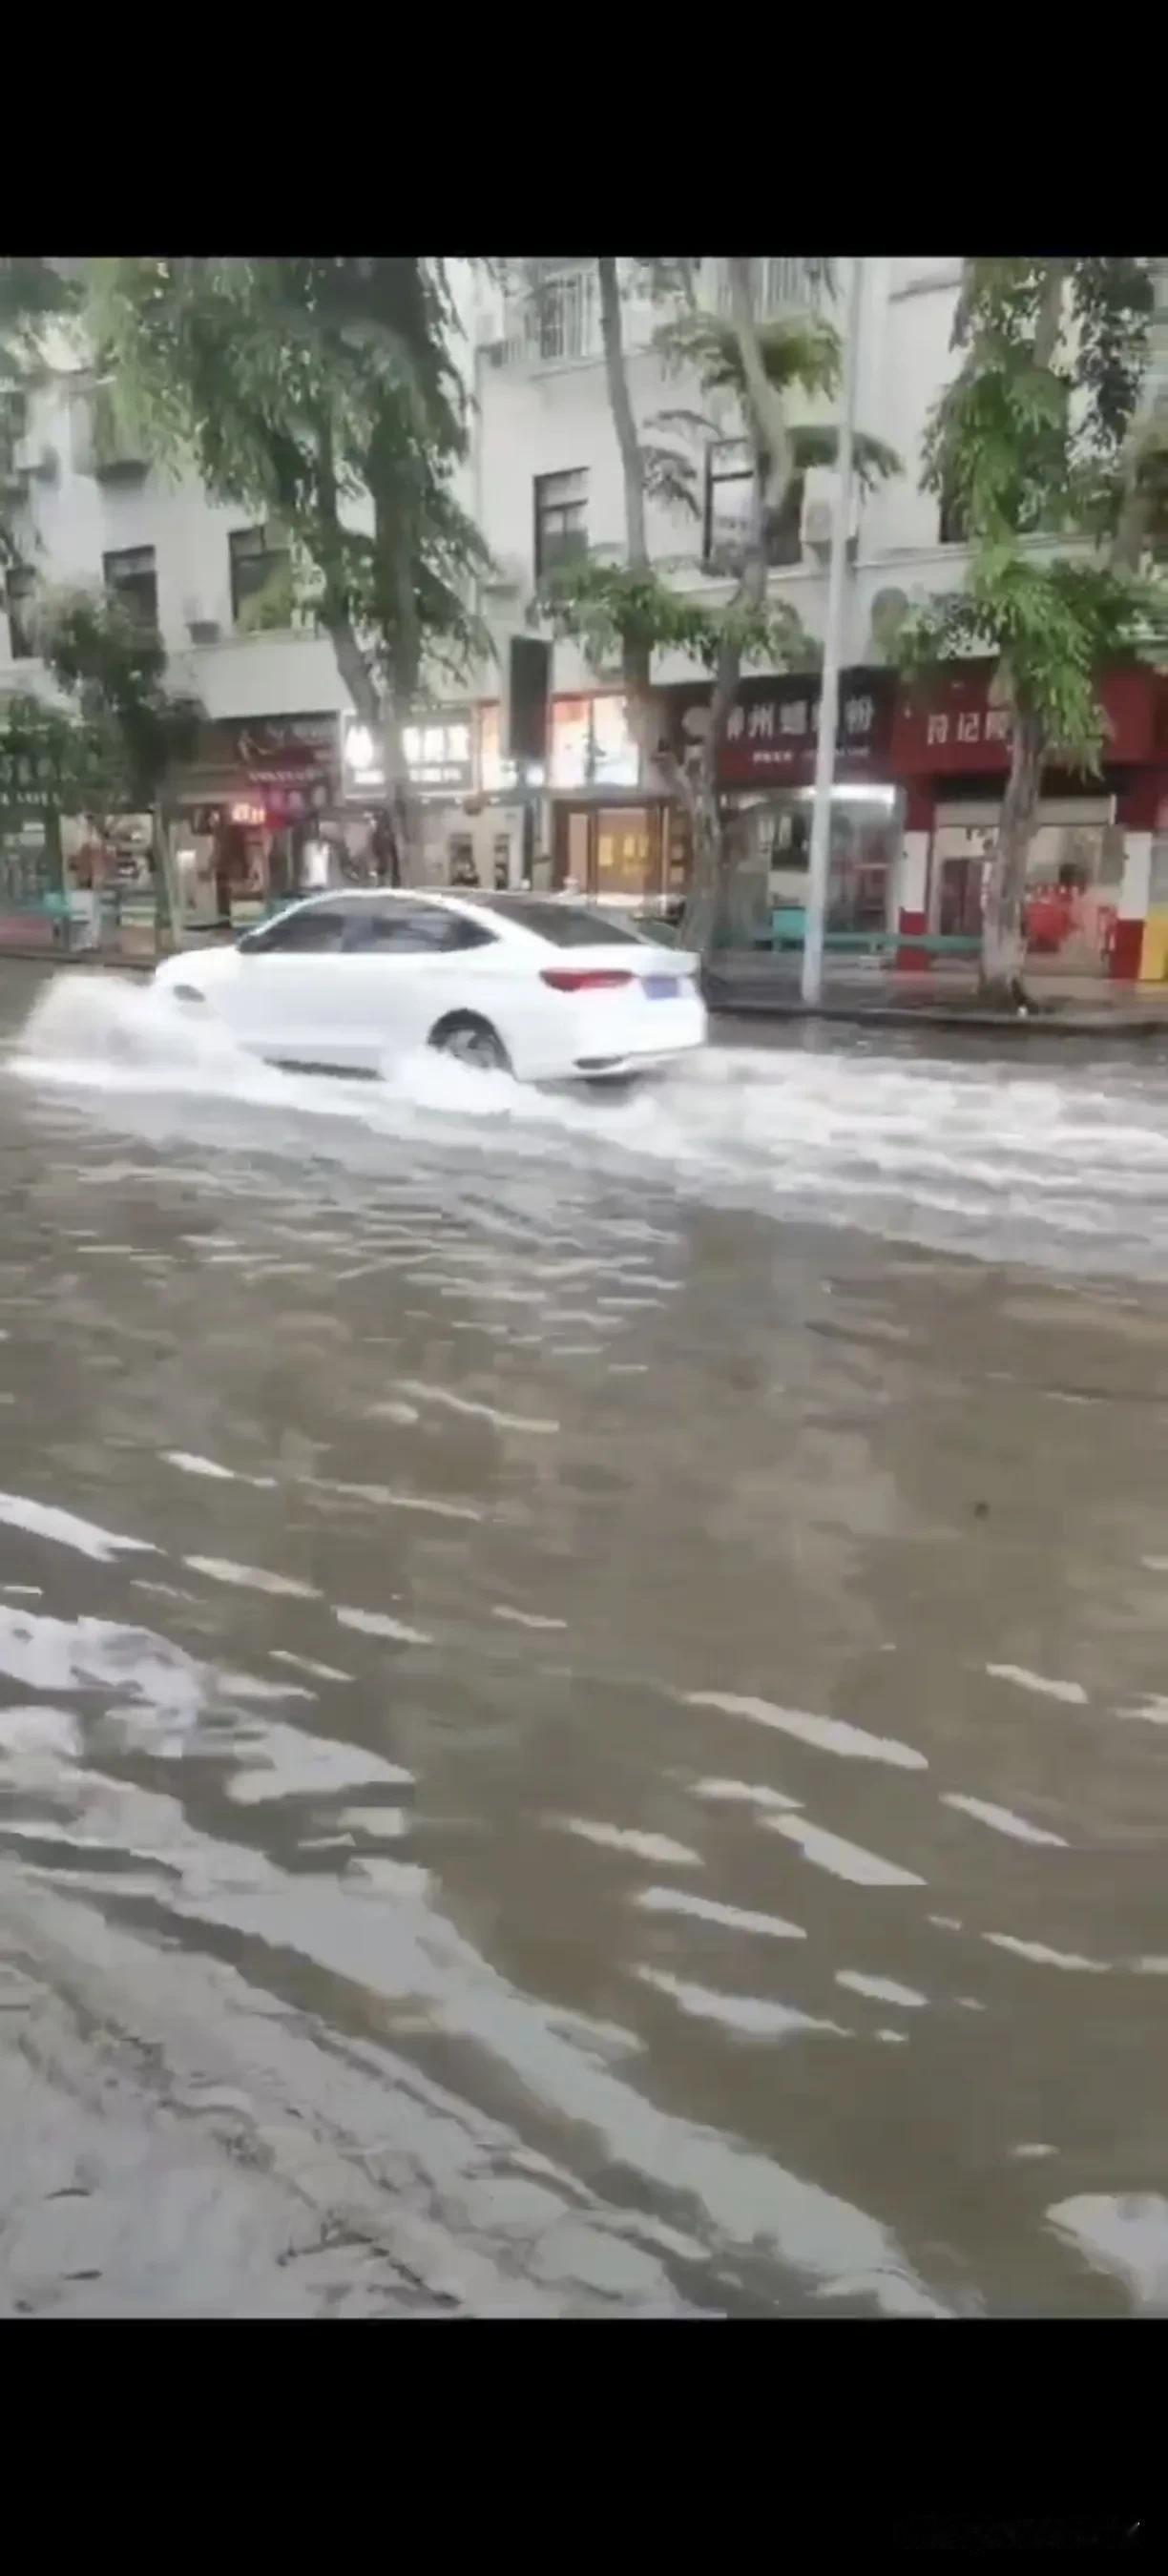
711,258 -> 825,321
503,268 -> 600,367
491,258 -> 825,373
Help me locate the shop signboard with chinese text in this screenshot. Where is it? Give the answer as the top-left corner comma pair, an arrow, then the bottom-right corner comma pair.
663,670 -> 894,788
177,713 -> 340,818
343,709 -> 474,799
891,662 -> 1166,775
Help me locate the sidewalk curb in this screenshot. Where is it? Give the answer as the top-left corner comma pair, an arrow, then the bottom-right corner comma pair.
5,951 -> 1166,1040
0,949 -> 153,976
705,990 -> 1168,1039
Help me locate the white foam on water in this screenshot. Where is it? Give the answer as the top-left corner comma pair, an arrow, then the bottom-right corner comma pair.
686,1689 -> 927,1772
552,1818 -> 702,1869
184,1555 -> 320,1601
766,1812 -> 926,1889
633,1886 -> 806,1942
0,1489 -> 156,1564
985,1664 -> 1089,1706
636,1969 -> 847,2042
333,1605 -> 434,1646
943,1791 -> 1068,1847
13,971 -> 1168,1278
836,1969 -> 928,2009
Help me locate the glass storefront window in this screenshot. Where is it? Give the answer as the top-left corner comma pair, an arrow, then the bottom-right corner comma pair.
478,704 -> 516,795
551,697 -> 590,788
931,811 -> 1120,972
732,792 -> 898,938
591,696 -> 638,786
594,805 -> 660,899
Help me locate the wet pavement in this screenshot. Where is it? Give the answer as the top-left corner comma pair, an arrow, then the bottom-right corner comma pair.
3,962 -> 1168,2316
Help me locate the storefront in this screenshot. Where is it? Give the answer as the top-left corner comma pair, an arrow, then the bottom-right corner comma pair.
890,665 -> 1168,978
662,668 -> 900,941
501,690 -> 656,904
342,705 -> 528,890
171,713 -> 341,932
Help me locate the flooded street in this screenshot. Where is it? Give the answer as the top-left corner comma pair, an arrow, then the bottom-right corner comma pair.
4,963 -> 1168,2316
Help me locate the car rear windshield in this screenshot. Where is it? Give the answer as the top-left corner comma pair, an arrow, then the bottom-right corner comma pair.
475,898 -> 648,947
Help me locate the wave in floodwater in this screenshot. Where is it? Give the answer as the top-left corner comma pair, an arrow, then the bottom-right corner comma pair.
10,972 -> 1168,1278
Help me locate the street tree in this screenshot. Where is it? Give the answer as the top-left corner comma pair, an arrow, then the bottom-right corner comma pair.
33,586 -> 203,944
895,258 -> 1168,1005
0,258 -> 77,569
86,259 -> 493,883
528,258 -> 897,950
0,688 -> 120,926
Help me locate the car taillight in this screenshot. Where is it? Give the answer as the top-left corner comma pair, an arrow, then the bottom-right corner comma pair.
540,968 -> 634,992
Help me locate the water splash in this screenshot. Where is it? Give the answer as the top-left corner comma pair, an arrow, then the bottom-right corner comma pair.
10,970 -> 1168,1278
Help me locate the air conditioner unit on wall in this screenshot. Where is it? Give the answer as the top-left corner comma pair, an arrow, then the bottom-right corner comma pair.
801,467 -> 860,555
182,595 -> 221,644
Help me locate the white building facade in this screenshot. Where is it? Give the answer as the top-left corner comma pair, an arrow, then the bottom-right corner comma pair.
4,258 -> 1166,970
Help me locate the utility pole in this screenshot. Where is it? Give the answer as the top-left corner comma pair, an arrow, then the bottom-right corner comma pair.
802,255 -> 864,1008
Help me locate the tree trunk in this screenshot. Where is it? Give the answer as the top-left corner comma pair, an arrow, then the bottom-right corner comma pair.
326,612 -> 379,732
679,258 -> 793,957
382,696 -> 423,891
726,260 -> 792,515
1112,439 -> 1147,572
678,747 -> 723,954
154,798 -> 184,950
972,265 -> 1063,1010
596,255 -> 657,787
981,707 -> 1043,1006
597,258 -> 645,568
315,405 -> 411,884
679,264 -> 773,957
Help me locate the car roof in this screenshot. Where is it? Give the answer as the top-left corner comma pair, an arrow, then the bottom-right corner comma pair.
282,888 -> 581,940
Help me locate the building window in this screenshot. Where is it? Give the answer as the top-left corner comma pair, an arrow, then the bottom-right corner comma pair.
517,269 -> 598,365
103,545 -> 157,632
704,441 -> 803,570
229,523 -> 293,630
713,258 -> 822,321
534,469 -> 588,580
5,567 -> 36,662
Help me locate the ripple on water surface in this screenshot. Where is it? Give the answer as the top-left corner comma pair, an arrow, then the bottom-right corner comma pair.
4,971 -> 1168,2314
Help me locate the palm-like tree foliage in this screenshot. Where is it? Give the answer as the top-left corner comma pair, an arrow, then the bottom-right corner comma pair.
87,258 -> 493,875
895,257 -> 1167,1000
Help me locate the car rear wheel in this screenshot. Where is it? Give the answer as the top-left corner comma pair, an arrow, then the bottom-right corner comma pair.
428,1013 -> 510,1073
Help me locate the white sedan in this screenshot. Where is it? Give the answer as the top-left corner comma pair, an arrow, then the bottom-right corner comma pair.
153,890 -> 707,1084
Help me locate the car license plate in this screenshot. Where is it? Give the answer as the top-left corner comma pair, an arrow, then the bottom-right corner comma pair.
644,975 -> 680,999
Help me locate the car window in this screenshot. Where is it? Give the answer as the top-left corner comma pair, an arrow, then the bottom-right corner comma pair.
473,897 -> 648,947
341,904 -> 495,954
240,905 -> 346,955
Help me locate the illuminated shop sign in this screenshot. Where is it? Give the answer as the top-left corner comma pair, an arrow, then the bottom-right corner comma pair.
344,713 -> 474,796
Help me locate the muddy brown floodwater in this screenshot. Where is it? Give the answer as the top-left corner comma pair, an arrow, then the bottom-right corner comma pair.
3,963 -> 1168,2316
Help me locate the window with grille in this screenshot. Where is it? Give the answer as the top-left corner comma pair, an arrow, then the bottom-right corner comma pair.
527,269 -> 596,363
103,545 -> 157,632
713,259 -> 821,320
534,469 -> 588,579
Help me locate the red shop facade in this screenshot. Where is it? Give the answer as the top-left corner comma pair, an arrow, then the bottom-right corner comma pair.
661,667 -> 901,935
890,662 -> 1168,978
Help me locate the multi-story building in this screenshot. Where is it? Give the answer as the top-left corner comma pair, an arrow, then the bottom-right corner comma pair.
3,259 -> 1167,972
